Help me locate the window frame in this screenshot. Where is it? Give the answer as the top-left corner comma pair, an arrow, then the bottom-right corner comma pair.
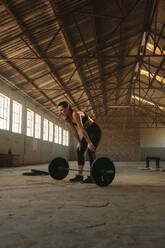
12,100 -> 22,134
26,108 -> 34,137
35,113 -> 41,139
43,118 -> 49,141
0,93 -> 10,131
49,121 -> 53,142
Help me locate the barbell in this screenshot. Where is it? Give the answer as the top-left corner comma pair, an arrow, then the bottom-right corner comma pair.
48,157 -> 116,187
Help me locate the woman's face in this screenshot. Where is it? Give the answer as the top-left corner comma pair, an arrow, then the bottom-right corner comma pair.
58,105 -> 69,116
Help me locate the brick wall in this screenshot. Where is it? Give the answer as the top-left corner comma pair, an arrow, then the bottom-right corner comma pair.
96,126 -> 140,161
69,125 -> 140,161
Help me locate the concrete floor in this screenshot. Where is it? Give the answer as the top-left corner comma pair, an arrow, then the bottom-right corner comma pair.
0,161 -> 165,248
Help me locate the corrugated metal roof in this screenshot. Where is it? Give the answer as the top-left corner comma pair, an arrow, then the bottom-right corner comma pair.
0,0 -> 165,128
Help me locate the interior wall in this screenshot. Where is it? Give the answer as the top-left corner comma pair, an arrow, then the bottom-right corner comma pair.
69,135 -> 77,161
68,124 -> 140,162
140,128 -> 165,160
97,126 -> 140,161
0,130 -> 70,164
69,126 -> 165,162
0,79 -> 70,165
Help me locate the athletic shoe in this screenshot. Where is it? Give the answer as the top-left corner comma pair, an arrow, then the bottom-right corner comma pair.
69,174 -> 83,182
82,176 -> 95,184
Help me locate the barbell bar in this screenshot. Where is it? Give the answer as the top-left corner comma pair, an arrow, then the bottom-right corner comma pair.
48,157 -> 116,187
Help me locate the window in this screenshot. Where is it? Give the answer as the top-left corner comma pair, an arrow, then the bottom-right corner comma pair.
43,118 -> 48,141
12,100 -> 22,133
66,130 -> 69,146
0,93 -> 10,130
63,129 -> 69,146
35,113 -> 41,139
54,125 -> 62,144
54,124 -> 59,143
62,129 -> 65,145
49,121 -> 53,142
59,127 -> 62,144
140,69 -> 165,84
146,42 -> 165,55
27,109 -> 34,137
132,95 -> 165,111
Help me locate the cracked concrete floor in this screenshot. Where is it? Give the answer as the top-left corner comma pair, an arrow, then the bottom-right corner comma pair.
0,161 -> 165,248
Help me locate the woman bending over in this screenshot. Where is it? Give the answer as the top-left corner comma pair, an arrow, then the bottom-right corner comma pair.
58,101 -> 102,183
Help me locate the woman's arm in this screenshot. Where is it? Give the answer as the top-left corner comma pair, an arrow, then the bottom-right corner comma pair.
72,111 -> 95,151
67,121 -> 81,144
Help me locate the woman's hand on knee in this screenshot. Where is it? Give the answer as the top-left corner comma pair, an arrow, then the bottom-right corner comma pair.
77,142 -> 81,151
88,142 -> 95,152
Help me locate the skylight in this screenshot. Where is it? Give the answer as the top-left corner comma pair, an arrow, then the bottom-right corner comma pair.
140,69 -> 165,84
132,95 -> 165,111
146,42 -> 165,55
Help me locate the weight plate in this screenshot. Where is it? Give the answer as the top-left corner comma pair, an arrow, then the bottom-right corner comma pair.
48,157 -> 69,180
91,157 -> 115,187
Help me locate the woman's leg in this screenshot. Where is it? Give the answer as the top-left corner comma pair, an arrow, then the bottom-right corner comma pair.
70,137 -> 87,182
88,150 -> 96,168
87,123 -> 102,167
83,124 -> 102,183
77,137 -> 88,176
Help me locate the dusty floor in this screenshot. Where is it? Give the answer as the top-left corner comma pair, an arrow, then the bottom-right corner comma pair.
0,161 -> 165,248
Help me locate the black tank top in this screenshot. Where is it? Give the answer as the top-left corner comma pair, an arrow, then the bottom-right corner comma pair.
81,112 -> 88,125
66,112 -> 88,127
